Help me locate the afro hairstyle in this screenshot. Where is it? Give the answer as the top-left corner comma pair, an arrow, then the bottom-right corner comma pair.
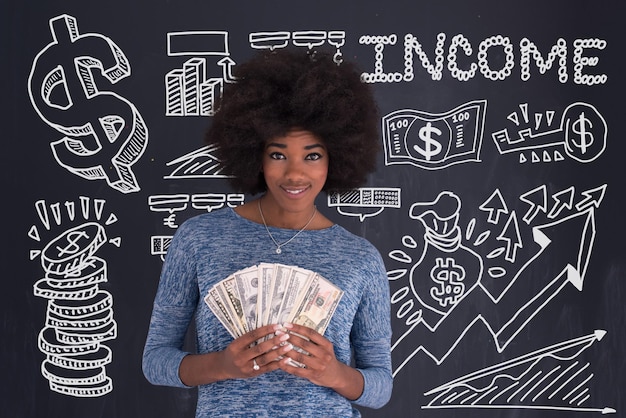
205,48 -> 381,195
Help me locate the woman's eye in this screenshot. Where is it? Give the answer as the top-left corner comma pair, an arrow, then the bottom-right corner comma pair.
306,153 -> 322,161
269,152 -> 285,160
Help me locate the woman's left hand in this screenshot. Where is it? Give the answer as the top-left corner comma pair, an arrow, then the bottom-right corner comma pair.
276,323 -> 364,400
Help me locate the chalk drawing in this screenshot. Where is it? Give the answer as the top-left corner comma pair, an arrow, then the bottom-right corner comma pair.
423,331 -> 615,414
27,14 -> 148,193
28,197 -> 120,397
387,185 -> 610,413
382,100 -> 487,170
148,193 -> 245,259
492,102 -> 607,163
328,188 -> 401,222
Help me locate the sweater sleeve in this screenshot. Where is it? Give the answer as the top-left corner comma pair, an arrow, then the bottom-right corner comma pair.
350,250 -> 393,409
142,221 -> 199,388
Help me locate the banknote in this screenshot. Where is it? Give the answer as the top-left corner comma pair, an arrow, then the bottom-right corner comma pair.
276,267 -> 315,325
257,263 -> 276,328
265,264 -> 290,326
287,273 -> 343,334
233,266 -> 260,333
215,276 -> 248,335
284,273 -> 343,367
204,264 -> 344,345
203,287 -> 240,338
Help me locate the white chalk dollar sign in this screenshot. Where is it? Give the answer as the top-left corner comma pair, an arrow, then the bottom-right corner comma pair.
27,14 -> 148,193
414,122 -> 443,161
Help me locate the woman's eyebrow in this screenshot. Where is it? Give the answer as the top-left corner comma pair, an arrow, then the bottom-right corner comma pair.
265,142 -> 325,150
265,142 -> 287,149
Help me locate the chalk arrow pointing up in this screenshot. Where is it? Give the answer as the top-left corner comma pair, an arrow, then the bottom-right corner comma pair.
576,184 -> 607,212
520,185 -> 547,224
496,211 -> 522,262
547,186 -> 575,219
218,57 -> 236,83
479,189 -> 509,224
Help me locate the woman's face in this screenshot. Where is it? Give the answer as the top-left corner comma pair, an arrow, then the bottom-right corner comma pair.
261,129 -> 328,215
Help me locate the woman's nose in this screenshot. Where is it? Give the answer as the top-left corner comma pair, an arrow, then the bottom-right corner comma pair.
284,160 -> 305,180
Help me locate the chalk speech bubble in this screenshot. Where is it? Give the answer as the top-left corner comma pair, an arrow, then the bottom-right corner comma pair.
328,187 -> 401,222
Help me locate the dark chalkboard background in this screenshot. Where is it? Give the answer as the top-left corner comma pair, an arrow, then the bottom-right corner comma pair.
3,0 -> 624,417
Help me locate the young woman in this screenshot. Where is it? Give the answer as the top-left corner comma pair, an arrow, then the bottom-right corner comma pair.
143,49 -> 392,417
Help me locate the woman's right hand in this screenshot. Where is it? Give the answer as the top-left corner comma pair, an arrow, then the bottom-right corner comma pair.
179,324 -> 294,385
218,324 -> 294,379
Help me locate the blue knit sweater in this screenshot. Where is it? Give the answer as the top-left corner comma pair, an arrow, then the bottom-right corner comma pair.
143,208 -> 392,417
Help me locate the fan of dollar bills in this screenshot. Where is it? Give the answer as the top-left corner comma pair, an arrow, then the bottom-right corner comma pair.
204,263 -> 344,339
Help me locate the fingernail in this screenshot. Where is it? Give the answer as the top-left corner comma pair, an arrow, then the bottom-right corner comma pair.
283,322 -> 293,329
279,333 -> 290,342
275,330 -> 284,335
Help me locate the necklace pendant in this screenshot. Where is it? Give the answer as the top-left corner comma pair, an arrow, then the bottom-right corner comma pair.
258,200 -> 316,257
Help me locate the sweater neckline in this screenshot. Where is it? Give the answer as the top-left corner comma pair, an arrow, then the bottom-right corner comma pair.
227,207 -> 339,233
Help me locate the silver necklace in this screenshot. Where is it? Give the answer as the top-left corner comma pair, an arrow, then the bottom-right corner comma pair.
258,200 -> 317,254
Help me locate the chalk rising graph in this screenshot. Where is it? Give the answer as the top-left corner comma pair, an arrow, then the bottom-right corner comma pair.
387,185 -> 610,413
165,31 -> 234,117
164,144 -> 233,179
423,331 -> 615,414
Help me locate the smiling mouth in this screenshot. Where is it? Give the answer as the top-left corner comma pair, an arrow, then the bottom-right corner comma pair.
282,186 -> 309,195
